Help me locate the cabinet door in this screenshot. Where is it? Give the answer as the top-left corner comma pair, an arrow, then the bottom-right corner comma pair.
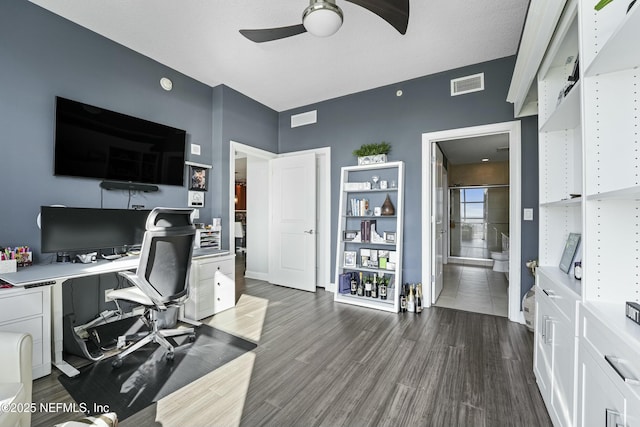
577,345 -> 625,427
535,293 -> 553,399
550,316 -> 575,427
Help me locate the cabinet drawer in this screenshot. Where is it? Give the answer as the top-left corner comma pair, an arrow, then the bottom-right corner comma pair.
581,307 -> 640,401
195,258 -> 234,280
0,291 -> 43,323
537,269 -> 580,323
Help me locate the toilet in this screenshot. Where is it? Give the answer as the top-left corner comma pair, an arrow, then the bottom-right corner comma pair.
491,250 -> 509,273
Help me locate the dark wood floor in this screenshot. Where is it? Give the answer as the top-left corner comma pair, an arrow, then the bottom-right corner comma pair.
32,258 -> 551,426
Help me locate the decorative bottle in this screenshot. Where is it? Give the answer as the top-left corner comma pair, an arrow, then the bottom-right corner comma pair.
357,272 -> 364,296
350,273 -> 358,295
407,284 -> 415,313
400,285 -> 407,312
371,275 -> 378,298
379,276 -> 387,300
416,283 -> 423,313
365,276 -> 372,297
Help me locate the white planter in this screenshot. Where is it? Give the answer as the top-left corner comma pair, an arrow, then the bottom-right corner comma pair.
357,154 -> 387,165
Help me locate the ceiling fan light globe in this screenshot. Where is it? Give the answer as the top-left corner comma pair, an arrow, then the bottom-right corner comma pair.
303,1 -> 343,37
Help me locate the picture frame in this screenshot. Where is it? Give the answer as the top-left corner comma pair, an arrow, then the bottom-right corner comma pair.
384,231 -> 396,243
343,230 -> 358,241
189,165 -> 207,191
344,251 -> 357,268
559,233 -> 581,274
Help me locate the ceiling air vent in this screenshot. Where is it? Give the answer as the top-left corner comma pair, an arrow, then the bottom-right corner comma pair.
451,73 -> 484,96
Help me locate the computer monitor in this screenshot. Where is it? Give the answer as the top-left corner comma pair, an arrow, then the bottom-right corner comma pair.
40,206 -> 151,254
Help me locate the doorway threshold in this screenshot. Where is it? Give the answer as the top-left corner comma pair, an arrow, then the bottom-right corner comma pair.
448,257 -> 493,268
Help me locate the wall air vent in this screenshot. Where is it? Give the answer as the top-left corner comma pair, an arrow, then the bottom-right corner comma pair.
291,110 -> 317,128
451,73 -> 485,96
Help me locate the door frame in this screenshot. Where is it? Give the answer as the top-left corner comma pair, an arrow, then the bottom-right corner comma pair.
229,142 -> 331,288
421,121 -> 523,323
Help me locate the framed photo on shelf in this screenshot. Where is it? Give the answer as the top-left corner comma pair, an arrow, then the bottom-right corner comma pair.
189,165 -> 208,191
559,233 -> 581,274
343,230 -> 358,241
383,231 -> 396,243
344,251 -> 357,268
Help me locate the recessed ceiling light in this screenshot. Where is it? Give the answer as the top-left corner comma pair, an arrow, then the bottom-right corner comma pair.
481,158 -> 489,162
396,90 -> 403,97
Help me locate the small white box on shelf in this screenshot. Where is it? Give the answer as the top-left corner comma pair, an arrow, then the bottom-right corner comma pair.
0,260 -> 17,273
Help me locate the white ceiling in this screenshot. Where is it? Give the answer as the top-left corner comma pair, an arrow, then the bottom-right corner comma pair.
29,0 -> 530,112
438,134 -> 510,165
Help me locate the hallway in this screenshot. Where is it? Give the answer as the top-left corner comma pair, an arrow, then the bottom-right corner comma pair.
434,263 -> 508,317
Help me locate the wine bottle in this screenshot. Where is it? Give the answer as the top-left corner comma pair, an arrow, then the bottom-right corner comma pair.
416,283 -> 423,313
407,284 -> 415,313
365,276 -> 372,297
379,275 -> 387,300
356,272 -> 364,296
371,274 -> 378,298
400,284 -> 407,312
350,273 -> 357,295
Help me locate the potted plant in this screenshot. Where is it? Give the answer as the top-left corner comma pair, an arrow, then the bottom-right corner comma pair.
353,142 -> 391,165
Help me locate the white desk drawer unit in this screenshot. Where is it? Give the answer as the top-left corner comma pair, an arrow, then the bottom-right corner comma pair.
184,254 -> 235,320
0,286 -> 51,379
577,303 -> 640,427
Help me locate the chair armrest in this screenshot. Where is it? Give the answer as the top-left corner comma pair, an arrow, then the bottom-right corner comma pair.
0,332 -> 32,385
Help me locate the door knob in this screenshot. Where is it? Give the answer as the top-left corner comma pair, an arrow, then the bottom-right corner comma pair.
304,229 -> 314,234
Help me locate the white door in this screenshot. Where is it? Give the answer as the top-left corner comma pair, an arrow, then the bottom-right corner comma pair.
269,153 -> 317,292
432,144 -> 445,303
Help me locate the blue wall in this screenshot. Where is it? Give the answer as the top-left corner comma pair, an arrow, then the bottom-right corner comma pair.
0,1 -> 278,261
278,58 -> 539,299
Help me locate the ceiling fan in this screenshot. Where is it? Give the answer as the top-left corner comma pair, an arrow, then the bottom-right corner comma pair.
239,0 -> 409,43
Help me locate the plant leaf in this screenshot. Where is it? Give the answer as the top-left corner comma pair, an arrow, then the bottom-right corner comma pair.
595,0 -> 614,10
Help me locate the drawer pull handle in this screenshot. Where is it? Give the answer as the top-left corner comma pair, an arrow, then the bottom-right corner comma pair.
542,289 -> 557,298
543,316 -> 553,344
605,355 -> 640,386
605,408 -> 623,427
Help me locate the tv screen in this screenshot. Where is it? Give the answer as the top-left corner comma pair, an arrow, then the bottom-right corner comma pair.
54,96 -> 186,186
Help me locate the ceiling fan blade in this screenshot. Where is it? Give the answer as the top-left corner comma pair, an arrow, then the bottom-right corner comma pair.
240,24 -> 307,43
345,0 -> 409,34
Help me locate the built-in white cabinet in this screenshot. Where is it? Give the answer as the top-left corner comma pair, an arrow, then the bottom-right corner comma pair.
577,304 -> 640,427
0,286 -> 51,379
531,0 -> 640,425
334,161 -> 404,312
184,253 -> 235,320
535,267 -> 581,427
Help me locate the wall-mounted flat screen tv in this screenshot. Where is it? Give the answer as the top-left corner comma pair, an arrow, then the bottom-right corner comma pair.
54,96 -> 186,186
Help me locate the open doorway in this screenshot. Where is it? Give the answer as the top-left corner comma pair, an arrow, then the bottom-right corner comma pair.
422,121 -> 523,323
229,142 -> 332,292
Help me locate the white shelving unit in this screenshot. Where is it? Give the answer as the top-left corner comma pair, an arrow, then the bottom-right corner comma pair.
531,0 -> 640,425
334,161 -> 404,313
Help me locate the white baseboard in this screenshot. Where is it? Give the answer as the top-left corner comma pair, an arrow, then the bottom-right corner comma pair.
244,270 -> 268,281
325,282 -> 336,293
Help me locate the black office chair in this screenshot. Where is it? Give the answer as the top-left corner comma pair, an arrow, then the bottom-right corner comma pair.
106,207 -> 196,368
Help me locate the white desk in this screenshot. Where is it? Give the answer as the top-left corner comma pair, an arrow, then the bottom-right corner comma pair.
0,248 -> 230,377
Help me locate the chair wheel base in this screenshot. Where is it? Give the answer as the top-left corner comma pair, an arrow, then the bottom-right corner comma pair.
166,352 -> 175,361
112,358 -> 123,368
188,334 -> 196,342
